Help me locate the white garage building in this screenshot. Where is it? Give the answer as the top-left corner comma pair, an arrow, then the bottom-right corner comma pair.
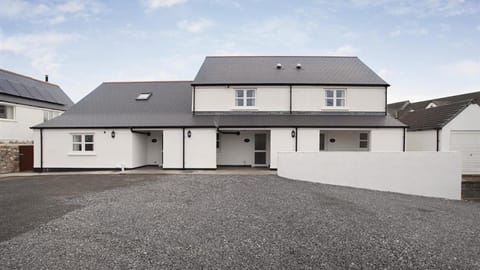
389,91 -> 480,174
32,56 -> 406,171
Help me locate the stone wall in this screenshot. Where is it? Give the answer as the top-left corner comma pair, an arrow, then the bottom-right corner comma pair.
0,144 -> 20,174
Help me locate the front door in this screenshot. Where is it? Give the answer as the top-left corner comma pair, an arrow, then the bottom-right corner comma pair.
19,145 -> 33,171
254,133 -> 267,166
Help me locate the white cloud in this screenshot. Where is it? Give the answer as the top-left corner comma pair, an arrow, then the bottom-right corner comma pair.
0,32 -> 79,73
0,0 -> 103,24
177,18 -> 213,33
333,45 -> 358,55
141,0 -> 186,10
447,60 -> 480,78
389,27 -> 429,37
348,0 -> 478,17
477,24 -> 480,31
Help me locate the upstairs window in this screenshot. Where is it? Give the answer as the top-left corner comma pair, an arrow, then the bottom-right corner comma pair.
0,104 -> 15,120
43,111 -> 60,122
325,89 -> 346,107
136,93 -> 152,100
235,89 -> 256,107
72,134 -> 94,152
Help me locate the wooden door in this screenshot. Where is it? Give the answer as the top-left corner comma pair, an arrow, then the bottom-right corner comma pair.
19,145 -> 33,171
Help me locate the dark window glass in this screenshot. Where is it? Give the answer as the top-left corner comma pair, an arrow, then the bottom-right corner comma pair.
254,152 -> 266,164
85,144 -> 94,151
255,134 -> 266,150
320,133 -> 325,151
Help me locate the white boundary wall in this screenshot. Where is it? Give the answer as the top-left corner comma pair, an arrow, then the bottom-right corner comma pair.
277,152 -> 462,200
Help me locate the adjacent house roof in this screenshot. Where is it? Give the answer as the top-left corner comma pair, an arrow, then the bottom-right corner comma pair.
388,90 -> 480,131
34,81 -> 405,129
0,68 -> 73,110
192,56 -> 389,86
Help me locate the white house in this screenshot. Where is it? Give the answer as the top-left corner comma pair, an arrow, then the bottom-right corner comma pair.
32,56 -> 406,171
388,91 -> 480,174
0,68 -> 73,142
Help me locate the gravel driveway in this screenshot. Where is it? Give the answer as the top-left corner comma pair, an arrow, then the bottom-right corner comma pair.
0,174 -> 479,269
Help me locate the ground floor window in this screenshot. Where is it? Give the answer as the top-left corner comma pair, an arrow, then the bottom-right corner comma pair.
72,134 -> 94,152
0,104 -> 15,120
319,133 -> 326,151
359,132 -> 369,149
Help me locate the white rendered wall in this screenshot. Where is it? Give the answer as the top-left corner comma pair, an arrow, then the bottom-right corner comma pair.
147,132 -> 163,166
441,104 -> 480,152
35,128 -> 134,169
217,130 -> 270,166
406,130 -> 437,151
217,131 -> 254,166
297,128 -> 403,152
131,133 -> 148,168
270,128 -> 296,169
194,86 -> 290,112
292,86 -> 385,112
162,129 -> 183,169
184,128 -> 216,168
0,102 -> 63,142
369,128 -> 404,152
278,152 -> 462,200
297,128 -> 319,152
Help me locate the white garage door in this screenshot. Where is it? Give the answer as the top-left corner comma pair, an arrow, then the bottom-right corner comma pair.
450,131 -> 480,174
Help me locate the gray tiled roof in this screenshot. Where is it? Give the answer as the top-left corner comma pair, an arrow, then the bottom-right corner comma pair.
398,99 -> 473,131
34,81 -> 405,129
0,69 -> 73,110
388,90 -> 480,130
193,56 -> 389,86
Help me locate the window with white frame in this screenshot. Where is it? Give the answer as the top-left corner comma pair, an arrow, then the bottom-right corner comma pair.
43,111 -> 60,122
72,134 -> 94,152
325,89 -> 346,107
235,89 -> 256,107
359,132 -> 369,149
0,104 -> 15,120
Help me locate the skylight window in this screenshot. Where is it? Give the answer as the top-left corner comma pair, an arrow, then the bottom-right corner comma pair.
136,93 -> 152,100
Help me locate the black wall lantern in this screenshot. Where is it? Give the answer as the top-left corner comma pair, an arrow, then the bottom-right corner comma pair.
291,130 -> 296,138
111,130 -> 116,138
187,130 -> 192,138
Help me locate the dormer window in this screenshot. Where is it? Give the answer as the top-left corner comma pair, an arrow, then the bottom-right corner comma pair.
136,93 -> 152,100
235,89 -> 256,107
325,89 -> 346,107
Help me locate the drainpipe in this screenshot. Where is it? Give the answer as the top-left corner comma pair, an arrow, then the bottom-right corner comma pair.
289,85 -> 292,114
182,128 -> 185,169
402,128 -> 406,152
436,128 -> 440,152
192,86 -> 196,115
40,128 -> 43,172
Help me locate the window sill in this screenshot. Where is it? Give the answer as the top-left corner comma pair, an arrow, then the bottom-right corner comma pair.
68,152 -> 97,156
322,107 -> 349,111
0,118 -> 16,122
232,107 -> 259,111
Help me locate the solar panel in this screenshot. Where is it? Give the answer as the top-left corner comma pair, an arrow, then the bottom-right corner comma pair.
0,78 -> 62,104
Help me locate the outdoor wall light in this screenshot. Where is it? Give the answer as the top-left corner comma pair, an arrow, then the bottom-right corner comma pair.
187,130 -> 192,138
291,130 -> 296,138
111,130 -> 116,139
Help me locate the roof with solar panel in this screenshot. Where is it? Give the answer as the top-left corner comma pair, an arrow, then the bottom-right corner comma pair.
0,68 -> 73,111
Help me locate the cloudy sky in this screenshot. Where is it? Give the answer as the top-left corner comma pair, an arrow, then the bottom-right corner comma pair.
0,0 -> 479,103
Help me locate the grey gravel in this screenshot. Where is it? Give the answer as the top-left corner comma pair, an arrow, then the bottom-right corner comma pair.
0,174 -> 479,269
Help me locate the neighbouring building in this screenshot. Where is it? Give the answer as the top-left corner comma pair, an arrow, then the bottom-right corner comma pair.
0,68 -> 73,173
388,91 -> 480,174
32,56 -> 406,171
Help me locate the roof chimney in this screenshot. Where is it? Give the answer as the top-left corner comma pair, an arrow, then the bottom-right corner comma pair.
45,75 -> 49,82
